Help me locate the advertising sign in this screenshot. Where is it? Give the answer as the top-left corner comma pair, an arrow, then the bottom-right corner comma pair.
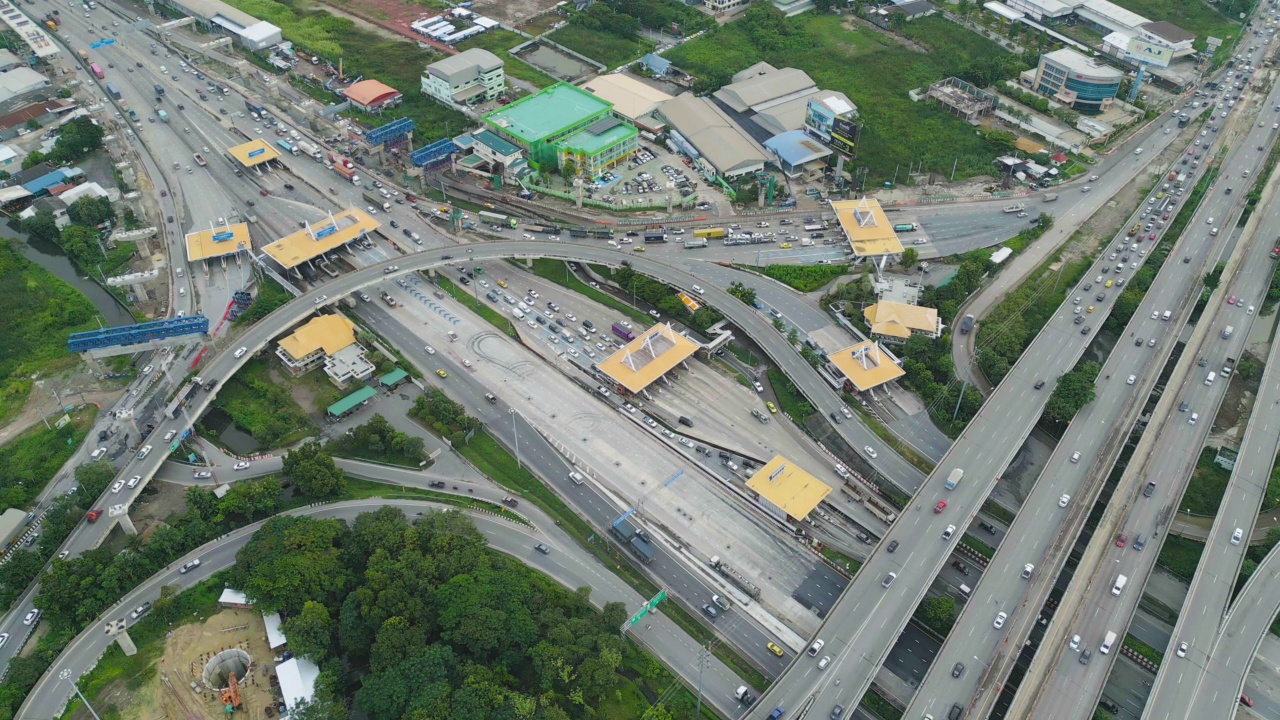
830,117 -> 860,157
247,148 -> 265,158
212,231 -> 234,241
314,224 -> 337,239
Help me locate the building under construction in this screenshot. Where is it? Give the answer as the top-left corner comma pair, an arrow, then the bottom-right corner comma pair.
926,77 -> 998,123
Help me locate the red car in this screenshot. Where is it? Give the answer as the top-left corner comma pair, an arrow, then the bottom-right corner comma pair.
1228,295 -> 1238,305
1240,694 -> 1254,707
934,500 -> 948,514
1116,533 -> 1128,548
1148,233 -> 1157,241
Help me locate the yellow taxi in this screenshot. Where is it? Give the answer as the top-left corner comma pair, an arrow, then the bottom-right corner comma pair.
767,642 -> 784,657
766,401 -> 778,413
436,369 -> 448,378
1087,305 -> 1095,313
496,279 -> 508,288
780,242 -> 793,249
1104,279 -> 1114,288
632,245 -> 645,252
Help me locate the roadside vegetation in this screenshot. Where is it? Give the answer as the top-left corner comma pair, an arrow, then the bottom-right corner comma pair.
1043,361 -> 1100,425
665,8 -> 1025,183
547,0 -> 705,68
324,413 -> 427,468
0,406 -> 97,510
0,241 -> 100,426
914,595 -> 958,636
230,509 -> 717,719
234,273 -> 293,326
204,357 -> 314,448
749,263 -> 849,292
1182,448 -> 1233,515
527,259 -> 650,325
1157,535 -> 1205,581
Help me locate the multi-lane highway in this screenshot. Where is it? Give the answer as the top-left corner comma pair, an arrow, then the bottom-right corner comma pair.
906,53 -> 1280,718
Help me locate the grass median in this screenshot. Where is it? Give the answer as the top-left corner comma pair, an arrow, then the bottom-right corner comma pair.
523,259 -> 651,325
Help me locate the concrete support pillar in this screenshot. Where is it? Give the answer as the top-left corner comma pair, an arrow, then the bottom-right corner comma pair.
115,513 -> 138,537
130,282 -> 148,299
115,631 -> 138,656
757,183 -> 765,208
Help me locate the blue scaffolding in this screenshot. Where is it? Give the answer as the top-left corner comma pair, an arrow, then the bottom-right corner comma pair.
410,138 -> 457,169
68,315 -> 211,353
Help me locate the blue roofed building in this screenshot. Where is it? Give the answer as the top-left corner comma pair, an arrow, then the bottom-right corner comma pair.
640,53 -> 671,77
764,130 -> 831,179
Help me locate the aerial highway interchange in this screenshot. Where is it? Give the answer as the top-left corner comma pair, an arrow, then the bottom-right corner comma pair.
4,0 -> 1280,718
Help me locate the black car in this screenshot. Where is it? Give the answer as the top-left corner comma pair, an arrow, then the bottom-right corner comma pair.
390,220 -> 400,228
1096,293 -> 1106,302
402,228 -> 413,237
283,183 -> 295,191
1080,326 -> 1090,335
428,480 -> 446,488
951,662 -> 965,678
886,540 -> 898,553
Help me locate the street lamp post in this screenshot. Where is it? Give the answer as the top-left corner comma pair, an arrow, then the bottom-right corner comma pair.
60,669 -> 103,720
509,408 -> 520,469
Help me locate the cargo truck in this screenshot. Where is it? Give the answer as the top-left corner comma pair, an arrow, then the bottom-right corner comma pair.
295,140 -> 321,160
1222,325 -> 1234,339
106,81 -> 121,100
333,164 -> 359,184
1043,193 -> 1059,202
363,191 -> 391,211
127,109 -> 139,123
709,555 -> 762,599
734,687 -> 756,704
156,109 -> 168,123
892,222 -> 917,232
945,468 -> 964,490
611,323 -> 635,342
244,98 -> 266,116
276,139 -> 298,155
693,227 -> 726,238
683,239 -> 707,249
1003,203 -> 1025,213
89,62 -> 104,79
959,314 -> 975,334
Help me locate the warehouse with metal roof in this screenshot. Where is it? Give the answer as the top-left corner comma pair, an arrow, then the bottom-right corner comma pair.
658,93 -> 768,180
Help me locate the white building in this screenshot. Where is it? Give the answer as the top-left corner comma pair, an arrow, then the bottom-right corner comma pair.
421,48 -> 504,110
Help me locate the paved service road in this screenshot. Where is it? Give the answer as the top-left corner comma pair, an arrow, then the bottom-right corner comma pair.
17,498 -> 749,719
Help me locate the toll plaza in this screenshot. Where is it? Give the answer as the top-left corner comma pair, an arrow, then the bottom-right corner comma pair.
226,139 -> 282,171
596,323 -> 701,398
261,209 -> 380,274
831,198 -> 904,262
826,340 -> 905,394
744,455 -> 832,524
185,223 -> 251,266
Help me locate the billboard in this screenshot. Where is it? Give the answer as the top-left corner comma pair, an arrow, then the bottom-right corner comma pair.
830,117 -> 860,158
1125,36 -> 1173,68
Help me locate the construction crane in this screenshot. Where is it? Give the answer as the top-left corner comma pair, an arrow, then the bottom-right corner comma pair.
219,672 -> 242,712
613,470 -> 683,527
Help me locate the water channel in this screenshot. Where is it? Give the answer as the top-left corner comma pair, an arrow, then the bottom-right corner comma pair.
11,222 -> 137,328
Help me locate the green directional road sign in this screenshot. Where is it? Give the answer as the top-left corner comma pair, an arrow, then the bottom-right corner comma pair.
623,589 -> 668,630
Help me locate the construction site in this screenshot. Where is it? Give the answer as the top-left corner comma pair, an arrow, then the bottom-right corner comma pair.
128,606 -> 279,720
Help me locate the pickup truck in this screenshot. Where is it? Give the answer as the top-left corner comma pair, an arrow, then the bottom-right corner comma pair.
380,291 -> 397,307
193,153 -> 206,167
1003,203 -> 1026,213
1222,357 -> 1236,376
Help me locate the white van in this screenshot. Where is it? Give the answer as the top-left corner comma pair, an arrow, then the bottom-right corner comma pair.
1205,371 -> 1216,386
568,470 -> 585,485
959,583 -> 972,596
1111,574 -> 1128,596
512,308 -> 526,320
90,447 -> 108,460
1162,310 -> 1172,321
1100,630 -> 1117,654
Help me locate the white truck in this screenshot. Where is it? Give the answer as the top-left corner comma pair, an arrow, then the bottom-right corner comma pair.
734,686 -> 756,704
1222,324 -> 1234,339
1003,203 -> 1026,213
296,140 -> 322,161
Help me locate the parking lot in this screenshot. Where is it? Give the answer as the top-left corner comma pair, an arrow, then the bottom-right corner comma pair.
579,143 -> 720,211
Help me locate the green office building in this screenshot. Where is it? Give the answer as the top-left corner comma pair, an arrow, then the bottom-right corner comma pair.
483,82 -> 637,177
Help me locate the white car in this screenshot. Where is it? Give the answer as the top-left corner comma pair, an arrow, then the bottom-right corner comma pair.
233,461 -> 251,471
23,609 -> 40,625
462,359 -> 473,368
1126,375 -> 1136,385
753,381 -> 764,392
1059,494 -> 1070,507
142,364 -> 154,374
313,295 -> 327,304
194,470 -> 212,479
127,475 -> 142,488
994,612 -> 1007,629
111,479 -> 125,493
1069,635 -> 1081,651
528,289 -> 540,298
1177,642 -> 1188,657
424,345 -> 436,355
864,446 -> 878,459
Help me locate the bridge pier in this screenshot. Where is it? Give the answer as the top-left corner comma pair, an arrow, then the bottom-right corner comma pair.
104,619 -> 138,656
110,505 -> 138,537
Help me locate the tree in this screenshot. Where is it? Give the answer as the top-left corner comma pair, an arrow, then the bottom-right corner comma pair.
283,601 -> 337,660
916,595 -> 956,634
1036,212 -> 1054,230
67,196 -> 115,228
901,247 -> 919,269
727,281 -> 758,306
21,210 -> 60,244
1043,361 -> 1100,424
283,441 -> 346,498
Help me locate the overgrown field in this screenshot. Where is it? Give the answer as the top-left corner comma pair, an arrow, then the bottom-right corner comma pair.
0,240 -> 99,427
664,8 -> 1027,183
